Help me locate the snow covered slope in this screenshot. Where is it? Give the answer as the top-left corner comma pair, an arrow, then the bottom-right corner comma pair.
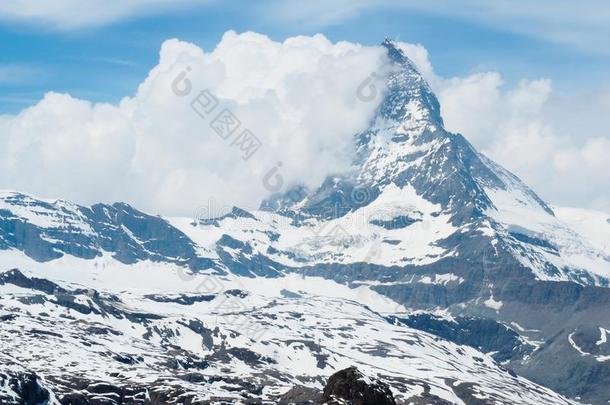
0,267 -> 577,404
554,206 -> 610,255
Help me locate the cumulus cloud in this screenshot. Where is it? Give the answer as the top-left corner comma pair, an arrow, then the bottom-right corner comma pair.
0,31 -> 388,215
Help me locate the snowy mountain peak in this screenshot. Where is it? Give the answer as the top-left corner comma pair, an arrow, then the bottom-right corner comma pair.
379,38 -> 443,127
257,39 -> 610,289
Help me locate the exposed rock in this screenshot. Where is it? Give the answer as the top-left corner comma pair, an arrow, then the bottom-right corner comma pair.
279,385 -> 322,404
321,367 -> 396,405
0,369 -> 52,405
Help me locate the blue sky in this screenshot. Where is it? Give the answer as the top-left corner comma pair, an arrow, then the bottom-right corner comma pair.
1,0 -> 609,113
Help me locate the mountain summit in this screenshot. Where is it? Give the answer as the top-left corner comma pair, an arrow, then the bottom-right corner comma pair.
380,38 -> 443,125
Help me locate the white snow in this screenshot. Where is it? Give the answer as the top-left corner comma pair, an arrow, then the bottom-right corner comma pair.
568,332 -> 588,356
485,185 -> 610,284
596,327 -> 609,346
483,291 -> 503,311
554,206 -> 610,254
167,182 -> 457,269
417,273 -> 464,285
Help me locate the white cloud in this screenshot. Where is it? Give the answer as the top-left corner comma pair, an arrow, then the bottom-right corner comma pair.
0,31 -> 388,215
0,0 -> 209,29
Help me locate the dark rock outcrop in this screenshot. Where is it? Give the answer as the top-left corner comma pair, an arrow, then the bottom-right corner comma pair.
321,367 -> 396,405
0,369 -> 51,405
279,386 -> 322,404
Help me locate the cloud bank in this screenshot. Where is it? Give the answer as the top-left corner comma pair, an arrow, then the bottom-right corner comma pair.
0,31 -> 388,215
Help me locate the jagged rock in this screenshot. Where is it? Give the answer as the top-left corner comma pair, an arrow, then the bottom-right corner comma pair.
279,386 -> 322,404
321,367 -> 396,405
390,313 -> 532,362
0,369 -> 51,405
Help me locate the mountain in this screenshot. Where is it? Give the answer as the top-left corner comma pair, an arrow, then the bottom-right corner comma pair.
1,40 -> 609,404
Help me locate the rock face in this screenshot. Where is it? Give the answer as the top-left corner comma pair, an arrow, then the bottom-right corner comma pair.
0,368 -> 52,405
279,386 -> 322,404
0,193 -> 213,270
322,367 -> 396,405
389,313 -> 532,363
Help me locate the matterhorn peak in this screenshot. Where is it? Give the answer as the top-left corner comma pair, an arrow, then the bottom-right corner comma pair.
381,37 -> 409,64
377,38 -> 443,126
